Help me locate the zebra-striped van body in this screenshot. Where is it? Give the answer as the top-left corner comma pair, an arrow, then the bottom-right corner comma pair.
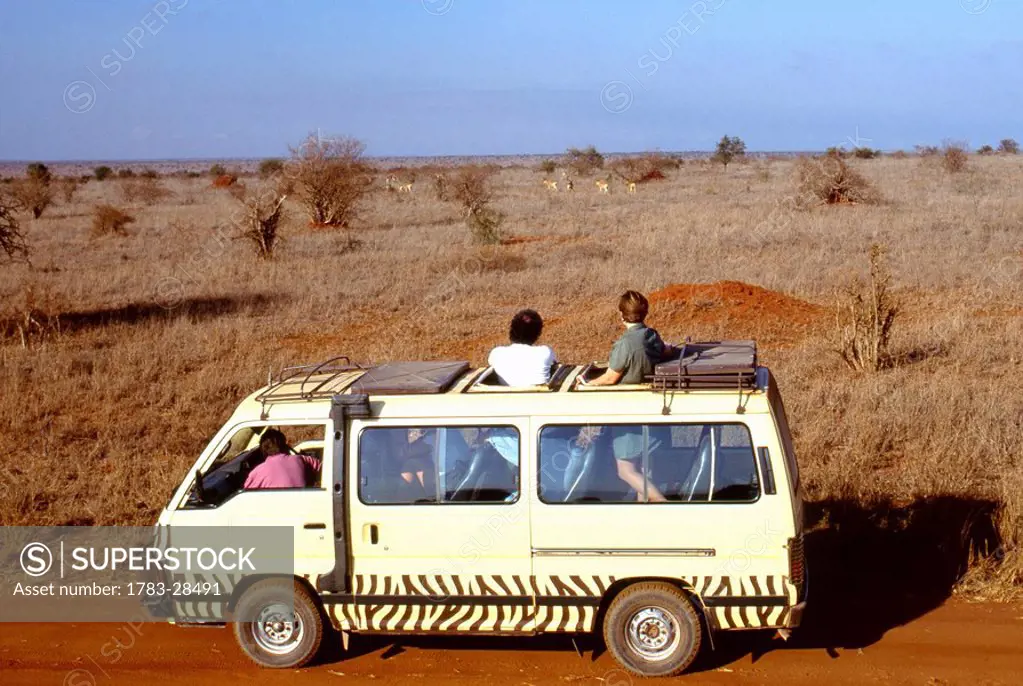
320,571 -> 800,634
160,357 -> 807,663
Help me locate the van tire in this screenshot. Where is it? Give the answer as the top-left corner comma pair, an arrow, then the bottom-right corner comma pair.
602,582 -> 702,678
233,578 -> 323,669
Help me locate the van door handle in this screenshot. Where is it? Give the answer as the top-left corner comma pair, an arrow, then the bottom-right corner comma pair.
362,523 -> 379,544
303,523 -> 326,530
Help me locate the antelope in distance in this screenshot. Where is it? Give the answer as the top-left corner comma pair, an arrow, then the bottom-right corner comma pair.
385,173 -> 414,193
595,179 -> 610,194
543,179 -> 558,192
561,171 -> 574,192
627,181 -> 637,193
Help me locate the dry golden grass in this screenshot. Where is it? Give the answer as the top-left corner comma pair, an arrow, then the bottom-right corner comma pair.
118,177 -> 172,206
1,156 -> 1021,597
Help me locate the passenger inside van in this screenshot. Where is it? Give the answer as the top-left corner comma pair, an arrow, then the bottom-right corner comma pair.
610,426 -> 667,502
578,291 -> 677,387
447,429 -> 518,502
481,427 -> 518,467
243,428 -> 322,490
397,428 -> 435,500
544,426 -> 663,503
573,425 -> 665,502
487,309 -> 557,386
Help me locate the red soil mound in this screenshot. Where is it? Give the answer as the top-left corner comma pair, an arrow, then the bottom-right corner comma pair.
649,280 -> 825,347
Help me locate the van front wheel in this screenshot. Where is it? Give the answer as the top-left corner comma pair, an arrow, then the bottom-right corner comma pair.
233,579 -> 323,669
603,582 -> 702,677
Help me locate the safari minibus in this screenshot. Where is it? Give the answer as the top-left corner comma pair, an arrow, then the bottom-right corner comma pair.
156,341 -> 807,677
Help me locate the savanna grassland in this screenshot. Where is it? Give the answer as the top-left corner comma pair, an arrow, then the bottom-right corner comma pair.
1,152 -> 1021,604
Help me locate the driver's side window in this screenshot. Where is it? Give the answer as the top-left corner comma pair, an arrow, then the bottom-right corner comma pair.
184,423 -> 327,508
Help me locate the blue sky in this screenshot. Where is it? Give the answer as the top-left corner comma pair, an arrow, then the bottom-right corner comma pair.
0,0 -> 1020,160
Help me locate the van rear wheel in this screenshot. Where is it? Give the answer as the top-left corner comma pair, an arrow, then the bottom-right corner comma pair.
233,579 -> 323,669
603,582 -> 702,677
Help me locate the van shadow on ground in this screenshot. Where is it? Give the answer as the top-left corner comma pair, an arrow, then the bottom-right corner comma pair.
319,495 -> 1003,671
697,494 -> 1002,671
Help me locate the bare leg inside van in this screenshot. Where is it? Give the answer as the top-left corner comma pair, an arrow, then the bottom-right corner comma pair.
616,459 -> 666,502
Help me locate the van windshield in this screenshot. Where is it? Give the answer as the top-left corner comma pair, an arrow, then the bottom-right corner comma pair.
207,427 -> 261,476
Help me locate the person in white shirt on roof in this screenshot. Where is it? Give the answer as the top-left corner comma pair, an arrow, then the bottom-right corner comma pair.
487,309 -> 557,386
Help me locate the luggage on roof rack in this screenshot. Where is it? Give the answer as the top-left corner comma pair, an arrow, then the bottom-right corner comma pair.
651,340 -> 758,390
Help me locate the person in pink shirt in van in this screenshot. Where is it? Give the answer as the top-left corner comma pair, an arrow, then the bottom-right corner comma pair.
243,428 -> 321,490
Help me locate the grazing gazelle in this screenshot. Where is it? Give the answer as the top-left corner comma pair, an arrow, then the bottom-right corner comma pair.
543,179 -> 558,192
627,181 -> 637,193
595,179 -> 610,194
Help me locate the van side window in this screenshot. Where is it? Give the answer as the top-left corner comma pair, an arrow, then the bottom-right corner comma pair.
708,425 -> 760,502
359,426 -> 519,505
538,423 -> 759,504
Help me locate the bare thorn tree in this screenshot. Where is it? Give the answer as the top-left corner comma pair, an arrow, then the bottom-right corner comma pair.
839,243 -> 900,372
11,178 -> 53,219
236,183 -> 288,259
289,133 -> 371,227
450,165 -> 503,244
563,145 -> 604,176
796,156 -> 882,206
941,140 -> 969,174
1,193 -> 28,262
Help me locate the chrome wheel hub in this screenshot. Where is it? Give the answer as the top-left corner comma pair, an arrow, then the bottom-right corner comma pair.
626,607 -> 680,661
253,603 -> 303,655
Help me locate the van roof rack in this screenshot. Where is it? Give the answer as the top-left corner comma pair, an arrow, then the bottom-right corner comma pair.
256,358 -> 474,405
650,340 -> 759,391
255,356 -> 366,403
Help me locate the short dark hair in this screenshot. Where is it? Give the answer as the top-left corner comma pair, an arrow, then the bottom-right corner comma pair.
259,428 -> 288,454
618,290 -> 649,323
509,309 -> 543,344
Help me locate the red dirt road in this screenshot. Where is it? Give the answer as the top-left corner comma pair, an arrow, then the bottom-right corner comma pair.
2,600 -> 1021,685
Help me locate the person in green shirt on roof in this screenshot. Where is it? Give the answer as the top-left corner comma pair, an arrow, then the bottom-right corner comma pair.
579,290 -> 677,386
577,290 -> 678,502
